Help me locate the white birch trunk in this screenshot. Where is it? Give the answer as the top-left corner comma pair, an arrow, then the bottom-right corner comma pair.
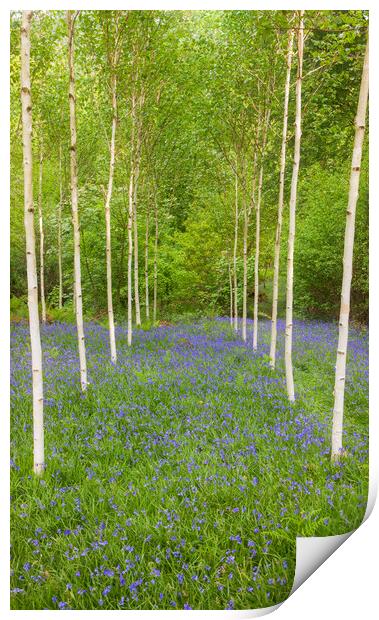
67,10 -> 87,390
242,141 -> 258,344
104,65 -> 118,362
133,182 -> 141,326
331,36 -> 369,461
285,11 -> 304,402
270,29 -> 294,369
229,260 -> 233,327
21,10 -> 44,475
145,206 -> 150,320
233,170 -> 238,332
242,194 -> 248,342
253,109 -> 270,351
133,91 -> 144,327
127,174 -> 134,345
153,192 -> 158,323
127,89 -> 135,346
252,172 -> 261,350
38,139 -> 46,323
58,143 -> 63,309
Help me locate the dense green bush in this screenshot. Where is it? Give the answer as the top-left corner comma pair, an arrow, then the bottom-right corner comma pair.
294,160 -> 368,323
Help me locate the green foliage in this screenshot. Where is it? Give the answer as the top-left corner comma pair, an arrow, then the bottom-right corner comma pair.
10,296 -> 28,320
294,160 -> 368,321
10,10 -> 368,323
48,305 -> 76,324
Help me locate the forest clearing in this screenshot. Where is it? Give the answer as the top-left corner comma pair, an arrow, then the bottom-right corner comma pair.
10,9 -> 369,611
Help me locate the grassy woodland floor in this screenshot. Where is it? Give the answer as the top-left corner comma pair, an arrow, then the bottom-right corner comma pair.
10,318 -> 368,610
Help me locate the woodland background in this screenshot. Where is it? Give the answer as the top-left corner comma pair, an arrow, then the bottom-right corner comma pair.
10,10 -> 369,326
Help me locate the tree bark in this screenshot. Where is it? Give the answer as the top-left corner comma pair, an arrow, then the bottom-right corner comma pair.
127,87 -> 135,346
133,88 -> 144,327
229,260 -> 233,327
270,28 -> 294,369
285,11 -> 304,402
67,10 -> 87,390
145,205 -> 150,320
233,169 -> 239,332
38,138 -> 46,323
253,108 -> 271,351
21,10 -> 44,475
116,209 -> 126,308
331,36 -> 369,461
133,195 -> 141,326
242,139 -> 258,343
58,142 -> 63,309
242,192 -> 248,342
153,190 -> 158,323
104,53 -> 118,363
133,169 -> 141,327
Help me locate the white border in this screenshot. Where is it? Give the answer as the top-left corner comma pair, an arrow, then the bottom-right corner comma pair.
1,3 -> 378,619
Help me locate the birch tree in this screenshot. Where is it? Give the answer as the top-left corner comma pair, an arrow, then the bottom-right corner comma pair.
127,85 -> 135,345
270,28 -> 294,368
242,189 -> 248,341
285,11 -> 304,402
253,107 -> 271,351
37,137 -> 46,323
229,259 -> 233,327
153,189 -> 158,323
67,10 -> 88,390
58,143 -> 63,309
133,89 -> 144,327
21,10 -> 44,475
331,36 -> 369,460
103,19 -> 120,363
242,136 -> 258,343
145,204 -> 150,320
233,169 -> 239,332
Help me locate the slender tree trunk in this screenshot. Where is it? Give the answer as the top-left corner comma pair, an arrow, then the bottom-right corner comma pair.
133,90 -> 144,327
233,170 -> 239,332
133,179 -> 141,326
253,109 -> 271,351
229,260 -> 233,327
285,11 -> 304,402
270,28 -> 294,369
67,10 -> 87,390
116,215 -> 126,308
331,36 -> 369,461
127,90 -> 135,345
145,206 -> 150,320
58,143 -> 63,309
21,10 -> 44,475
104,63 -> 118,362
38,139 -> 46,323
242,193 -> 248,342
242,140 -> 258,344
127,173 -> 134,345
153,191 -> 158,323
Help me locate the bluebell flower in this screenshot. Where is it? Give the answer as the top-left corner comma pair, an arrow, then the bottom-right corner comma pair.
103,568 -> 114,577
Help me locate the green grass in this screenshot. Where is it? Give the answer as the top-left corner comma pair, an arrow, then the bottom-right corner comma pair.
10,318 -> 368,610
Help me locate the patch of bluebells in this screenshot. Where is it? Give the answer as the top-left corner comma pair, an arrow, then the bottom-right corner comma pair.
10,318 -> 368,609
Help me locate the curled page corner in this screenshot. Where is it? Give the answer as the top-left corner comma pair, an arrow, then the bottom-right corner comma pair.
206,478 -> 376,618
224,531 -> 354,619
290,531 -> 352,595
363,471 -> 377,522
290,471 -> 377,597
218,602 -> 282,618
